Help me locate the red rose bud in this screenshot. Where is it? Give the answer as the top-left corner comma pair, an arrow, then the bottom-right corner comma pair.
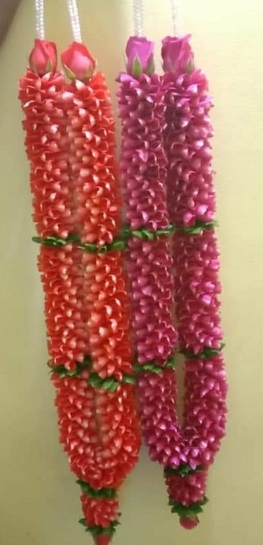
61,41 -> 96,80
95,535 -> 111,545
180,516 -> 199,530
29,39 -> 57,75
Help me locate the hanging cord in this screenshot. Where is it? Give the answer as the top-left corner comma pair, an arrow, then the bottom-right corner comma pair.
133,0 -> 144,37
67,0 -> 82,42
171,0 -> 182,36
35,0 -> 45,39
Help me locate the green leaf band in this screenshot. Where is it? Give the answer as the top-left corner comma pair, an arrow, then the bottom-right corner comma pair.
169,496 -> 208,518
48,356 -> 92,377
77,479 -> 117,499
180,343 -> 225,360
32,221 -> 218,252
79,518 -> 120,538
164,464 -> 205,478
49,355 -> 177,387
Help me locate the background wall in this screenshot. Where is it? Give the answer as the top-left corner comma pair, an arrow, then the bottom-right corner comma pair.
0,1 -> 263,544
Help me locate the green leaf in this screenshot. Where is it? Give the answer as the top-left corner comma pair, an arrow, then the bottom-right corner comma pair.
77,479 -> 117,499
181,343 -> 225,360
142,364 -> 159,372
123,375 -> 136,385
145,57 -> 155,76
89,373 -> 103,388
103,378 -> 119,392
79,519 -> 120,538
82,243 -> 98,253
186,59 -> 195,74
46,59 -> 54,73
169,496 -> 209,518
97,244 -> 108,254
142,229 -> 154,240
189,504 -> 203,514
111,240 -> 126,250
132,230 -> 144,239
63,64 -> 77,80
32,236 -> 42,244
156,228 -> 172,236
165,464 -> 204,477
132,56 -> 143,78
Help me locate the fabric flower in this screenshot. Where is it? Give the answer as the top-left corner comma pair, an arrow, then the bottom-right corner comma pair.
62,41 -> 96,80
126,36 -> 155,76
161,35 -> 194,75
29,39 -> 57,75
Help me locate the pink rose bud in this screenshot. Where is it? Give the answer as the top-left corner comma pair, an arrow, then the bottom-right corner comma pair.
161,35 -> 194,75
180,516 -> 199,529
126,36 -> 155,77
29,39 -> 57,75
61,41 -> 96,81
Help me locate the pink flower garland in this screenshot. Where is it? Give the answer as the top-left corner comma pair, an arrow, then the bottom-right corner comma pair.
161,35 -> 227,522
118,35 -> 227,528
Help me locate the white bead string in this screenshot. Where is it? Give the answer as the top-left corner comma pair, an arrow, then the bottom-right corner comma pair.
171,0 -> 182,36
133,0 -> 144,37
35,0 -> 45,39
67,0 -> 82,42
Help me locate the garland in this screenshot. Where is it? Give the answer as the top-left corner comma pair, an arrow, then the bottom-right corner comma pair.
117,37 -> 178,371
19,9 -> 227,540
161,36 -> 227,523
19,39 -> 140,544
118,35 -> 227,529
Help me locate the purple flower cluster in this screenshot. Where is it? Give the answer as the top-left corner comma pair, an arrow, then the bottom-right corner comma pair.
161,35 -> 227,517
118,72 -> 169,231
173,230 -> 223,354
127,237 -> 176,364
118,60 -> 178,365
118,35 -> 227,525
138,354 -> 227,470
165,470 -> 207,506
162,68 -> 216,228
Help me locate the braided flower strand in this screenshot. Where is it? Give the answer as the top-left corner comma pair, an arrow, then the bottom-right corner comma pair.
59,43 -> 141,542
19,42 -> 89,370
62,48 -> 133,382
19,40 -> 140,544
161,35 -> 227,525
117,37 -> 178,368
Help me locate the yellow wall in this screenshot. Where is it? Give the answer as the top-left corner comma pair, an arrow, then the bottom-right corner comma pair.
1,1 -> 263,544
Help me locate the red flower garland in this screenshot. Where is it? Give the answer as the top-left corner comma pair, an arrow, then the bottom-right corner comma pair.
19,41 -> 140,543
